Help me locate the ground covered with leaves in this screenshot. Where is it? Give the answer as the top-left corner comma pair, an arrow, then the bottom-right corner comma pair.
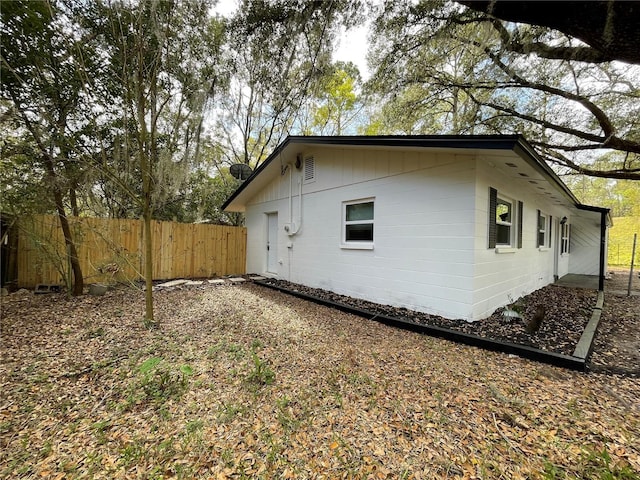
591,269 -> 640,376
1,283 -> 639,479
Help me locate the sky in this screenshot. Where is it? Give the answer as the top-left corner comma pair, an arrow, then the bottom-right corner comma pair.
334,23 -> 371,80
213,0 -> 371,80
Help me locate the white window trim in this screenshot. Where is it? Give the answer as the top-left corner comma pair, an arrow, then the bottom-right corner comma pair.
341,198 -> 375,249
496,196 -> 514,247
561,223 -> 571,255
538,212 -> 549,247
538,212 -> 548,249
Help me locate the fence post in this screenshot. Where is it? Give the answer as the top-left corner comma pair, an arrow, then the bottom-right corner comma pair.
628,233 -> 637,297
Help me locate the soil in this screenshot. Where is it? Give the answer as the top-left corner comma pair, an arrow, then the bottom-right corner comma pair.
591,268 -> 640,376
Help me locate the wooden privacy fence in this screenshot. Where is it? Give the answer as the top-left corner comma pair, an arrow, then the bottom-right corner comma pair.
16,215 -> 246,288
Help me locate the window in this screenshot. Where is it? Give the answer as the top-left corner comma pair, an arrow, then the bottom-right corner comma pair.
343,199 -> 374,247
537,210 -> 551,247
561,222 -> 570,254
489,187 -> 521,249
496,198 -> 512,246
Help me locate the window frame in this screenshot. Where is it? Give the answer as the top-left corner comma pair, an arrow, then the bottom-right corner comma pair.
488,187 -> 522,250
561,222 -> 571,254
496,196 -> 514,247
537,211 -> 549,248
341,198 -> 375,250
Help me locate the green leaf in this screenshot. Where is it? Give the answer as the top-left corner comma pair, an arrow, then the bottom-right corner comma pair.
138,357 -> 162,374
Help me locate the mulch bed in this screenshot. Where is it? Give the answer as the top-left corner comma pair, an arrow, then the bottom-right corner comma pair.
262,279 -> 597,357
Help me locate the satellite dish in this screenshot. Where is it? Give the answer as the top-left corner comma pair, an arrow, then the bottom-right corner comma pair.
230,163 -> 253,181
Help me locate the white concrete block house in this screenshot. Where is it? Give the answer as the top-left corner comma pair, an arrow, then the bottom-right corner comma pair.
223,136 -> 611,321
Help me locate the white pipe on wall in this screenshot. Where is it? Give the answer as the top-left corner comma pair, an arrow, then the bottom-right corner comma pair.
286,162 -> 303,236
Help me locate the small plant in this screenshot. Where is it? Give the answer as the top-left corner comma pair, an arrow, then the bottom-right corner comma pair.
244,340 -> 275,387
119,440 -> 145,467
503,294 -> 525,319
217,402 -> 246,423
86,327 -> 105,338
579,446 -> 638,479
246,351 -> 276,386
276,396 -> 302,432
134,357 -> 194,405
184,419 -> 204,435
542,459 -> 566,479
227,343 -> 246,360
92,420 -> 110,444
142,316 -> 157,330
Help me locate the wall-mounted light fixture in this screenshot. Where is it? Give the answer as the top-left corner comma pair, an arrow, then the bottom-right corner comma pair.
560,216 -> 568,225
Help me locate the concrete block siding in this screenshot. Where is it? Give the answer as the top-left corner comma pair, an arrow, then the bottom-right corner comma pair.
240,141 -> 607,321
247,147 -> 478,320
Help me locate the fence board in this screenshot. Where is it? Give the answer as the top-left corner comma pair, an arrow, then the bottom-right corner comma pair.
16,215 -> 246,288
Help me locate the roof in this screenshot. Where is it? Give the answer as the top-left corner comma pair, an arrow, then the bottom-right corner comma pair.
222,135 -> 610,219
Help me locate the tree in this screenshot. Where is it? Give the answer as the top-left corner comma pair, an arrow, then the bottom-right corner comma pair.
213,0 -> 362,169
457,1 -> 640,65
89,0 -> 224,326
1,0 -> 95,295
308,61 -> 364,135
369,0 -> 640,180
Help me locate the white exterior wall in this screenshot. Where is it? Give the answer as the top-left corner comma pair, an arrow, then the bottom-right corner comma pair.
245,147 -> 478,319
243,146 -> 603,321
472,159 -> 574,319
568,212 -> 603,275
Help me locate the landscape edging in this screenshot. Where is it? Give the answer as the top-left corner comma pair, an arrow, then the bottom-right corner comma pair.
572,290 -> 605,361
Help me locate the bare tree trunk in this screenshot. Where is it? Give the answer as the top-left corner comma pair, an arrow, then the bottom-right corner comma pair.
136,23 -> 155,327
142,201 -> 154,326
44,157 -> 84,296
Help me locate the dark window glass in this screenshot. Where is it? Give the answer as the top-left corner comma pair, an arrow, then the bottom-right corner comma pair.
497,224 -> 511,245
346,223 -> 373,241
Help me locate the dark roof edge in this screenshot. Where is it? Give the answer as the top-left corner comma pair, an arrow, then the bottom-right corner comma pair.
222,135 -> 608,214
282,134 -> 523,149
221,136 -> 296,211
576,204 -> 610,214
513,138 -> 615,218
511,137 -> 582,205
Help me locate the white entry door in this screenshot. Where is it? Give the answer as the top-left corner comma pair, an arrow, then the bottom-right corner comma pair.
267,213 -> 278,274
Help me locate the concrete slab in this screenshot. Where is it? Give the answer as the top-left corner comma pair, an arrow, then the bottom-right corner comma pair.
208,279 -> 226,285
157,279 -> 189,288
555,274 -> 599,290
249,275 -> 266,281
228,277 -> 247,283
185,281 -> 204,286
